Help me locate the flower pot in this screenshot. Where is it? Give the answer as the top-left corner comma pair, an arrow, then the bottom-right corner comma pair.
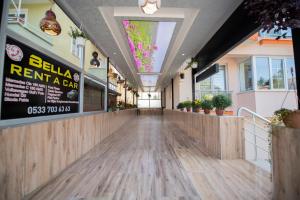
186,107 -> 191,112
194,107 -> 201,113
216,109 -> 224,116
204,109 -> 210,114
180,108 -> 184,111
283,110 -> 300,129
76,37 -> 86,47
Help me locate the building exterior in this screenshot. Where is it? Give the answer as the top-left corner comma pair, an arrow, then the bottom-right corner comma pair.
167,30 -> 297,117
7,0 -> 135,111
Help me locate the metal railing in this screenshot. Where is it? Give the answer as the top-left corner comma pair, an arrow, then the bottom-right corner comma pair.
238,107 -> 271,172
194,90 -> 232,100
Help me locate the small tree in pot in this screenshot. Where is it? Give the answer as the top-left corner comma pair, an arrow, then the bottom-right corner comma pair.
183,101 -> 192,112
212,95 -> 232,116
177,102 -> 185,111
201,100 -> 213,114
193,99 -> 201,113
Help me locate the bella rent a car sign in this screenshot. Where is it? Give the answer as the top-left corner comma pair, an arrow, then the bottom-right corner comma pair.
1,37 -> 81,119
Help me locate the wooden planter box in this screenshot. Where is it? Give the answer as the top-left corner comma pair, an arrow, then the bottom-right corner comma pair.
164,109 -> 244,159
272,126 -> 300,200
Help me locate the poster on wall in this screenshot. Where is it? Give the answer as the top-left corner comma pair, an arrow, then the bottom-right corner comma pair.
1,37 -> 81,120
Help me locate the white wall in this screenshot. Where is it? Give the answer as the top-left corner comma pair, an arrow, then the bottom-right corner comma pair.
164,68 -> 193,110
165,82 -> 172,110
237,92 -> 257,113
179,68 -> 193,102
228,40 -> 294,57
255,91 -> 298,117
217,57 -> 240,113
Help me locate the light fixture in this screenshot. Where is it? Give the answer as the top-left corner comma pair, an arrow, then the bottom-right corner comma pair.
182,53 -> 185,56
138,0 -> 161,15
40,9 -> 61,36
90,51 -> 100,67
192,62 -> 198,69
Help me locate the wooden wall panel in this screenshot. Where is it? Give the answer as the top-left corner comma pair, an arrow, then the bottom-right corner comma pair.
164,110 -> 243,160
0,128 -> 26,200
0,109 -> 136,200
272,126 -> 300,200
220,118 -> 244,159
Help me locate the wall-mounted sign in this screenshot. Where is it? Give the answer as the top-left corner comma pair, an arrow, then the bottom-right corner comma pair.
1,37 -> 81,119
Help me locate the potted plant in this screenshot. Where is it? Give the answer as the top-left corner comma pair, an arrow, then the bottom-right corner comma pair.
201,99 -> 213,114
177,102 -> 185,111
183,100 -> 192,112
68,26 -> 87,46
212,94 -> 232,116
273,108 -> 300,129
193,99 -> 201,113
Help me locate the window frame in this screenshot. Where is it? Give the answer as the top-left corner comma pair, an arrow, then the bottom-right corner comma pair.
252,55 -> 295,91
285,57 -> 297,91
270,57 -> 286,90
198,65 -> 227,92
8,8 -> 28,25
254,56 -> 271,91
239,57 -> 254,92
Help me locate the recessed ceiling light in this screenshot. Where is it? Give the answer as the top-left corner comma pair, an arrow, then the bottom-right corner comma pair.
182,53 -> 185,56
113,52 -> 117,55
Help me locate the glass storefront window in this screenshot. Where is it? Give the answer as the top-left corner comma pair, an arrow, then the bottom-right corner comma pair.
198,65 -> 226,91
240,58 -> 253,91
138,92 -> 161,108
256,57 -> 270,89
271,59 -> 285,89
7,1 -> 83,67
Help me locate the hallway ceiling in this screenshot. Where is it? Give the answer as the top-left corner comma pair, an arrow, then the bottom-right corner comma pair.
56,0 -> 243,91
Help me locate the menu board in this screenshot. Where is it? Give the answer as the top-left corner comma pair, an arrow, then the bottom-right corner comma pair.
1,37 -> 80,119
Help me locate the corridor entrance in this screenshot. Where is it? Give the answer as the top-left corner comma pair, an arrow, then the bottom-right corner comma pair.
27,115 -> 272,200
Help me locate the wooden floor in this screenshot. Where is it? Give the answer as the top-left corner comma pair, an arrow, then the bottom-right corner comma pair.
27,116 -> 272,200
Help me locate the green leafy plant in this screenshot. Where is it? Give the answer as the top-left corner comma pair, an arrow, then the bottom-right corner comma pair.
201,99 -> 214,110
177,102 -> 185,110
183,101 -> 193,109
212,95 -> 232,110
193,99 -> 201,108
68,26 -> 87,39
202,94 -> 214,101
274,108 -> 293,121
